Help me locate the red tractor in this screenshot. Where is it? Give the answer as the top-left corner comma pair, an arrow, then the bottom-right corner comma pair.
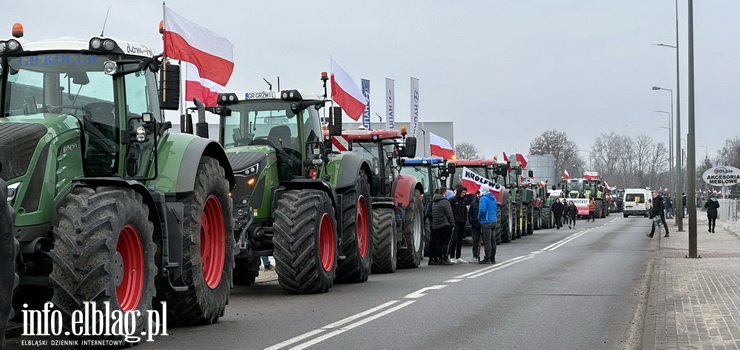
329,127 -> 424,273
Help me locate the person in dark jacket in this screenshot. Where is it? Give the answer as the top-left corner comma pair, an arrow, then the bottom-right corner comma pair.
704,194 -> 720,233
430,187 -> 455,265
468,191 -> 482,262
477,185 -> 498,264
448,185 -> 468,263
551,198 -> 565,229
647,191 -> 669,238
567,201 -> 577,228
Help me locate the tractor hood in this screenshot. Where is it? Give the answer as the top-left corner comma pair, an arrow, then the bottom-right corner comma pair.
226,148 -> 269,174
0,113 -> 80,181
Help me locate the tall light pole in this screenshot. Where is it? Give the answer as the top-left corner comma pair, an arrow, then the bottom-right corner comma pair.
653,0 -> 682,232
655,110 -> 673,192
687,0 -> 697,258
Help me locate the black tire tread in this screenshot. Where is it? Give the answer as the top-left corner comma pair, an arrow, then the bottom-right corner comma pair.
397,191 -> 423,269
371,208 -> 396,273
336,172 -> 372,283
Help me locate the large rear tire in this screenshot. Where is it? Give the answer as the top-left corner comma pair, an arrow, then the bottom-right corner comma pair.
595,200 -> 603,220
50,186 -> 156,342
527,205 -> 534,235
336,172 -> 372,283
273,190 -> 337,294
233,256 -> 260,286
371,208 -> 397,273
397,190 -> 423,269
541,206 -> 552,229
500,203 -> 511,243
160,156 -> 234,325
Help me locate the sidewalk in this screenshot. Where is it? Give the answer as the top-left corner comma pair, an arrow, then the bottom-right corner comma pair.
642,212 -> 740,349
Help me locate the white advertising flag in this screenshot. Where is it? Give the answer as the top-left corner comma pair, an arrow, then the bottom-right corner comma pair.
386,78 -> 395,129
410,77 -> 419,137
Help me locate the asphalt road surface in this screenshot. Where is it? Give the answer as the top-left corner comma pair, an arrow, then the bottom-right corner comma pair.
7,215 -> 655,350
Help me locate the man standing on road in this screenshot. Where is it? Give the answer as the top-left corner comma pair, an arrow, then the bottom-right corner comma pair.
448,185 -> 468,264
477,185 -> 497,264
551,198 -> 564,229
704,194 -> 720,233
647,191 -> 669,238
468,191 -> 482,262
588,197 -> 596,222
431,187 -> 455,266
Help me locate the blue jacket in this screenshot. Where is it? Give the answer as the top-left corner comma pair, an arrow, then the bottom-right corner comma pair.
478,193 -> 498,224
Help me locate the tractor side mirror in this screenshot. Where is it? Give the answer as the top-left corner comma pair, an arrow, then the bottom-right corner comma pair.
180,113 -> 193,134
159,62 -> 180,111
404,137 -> 417,158
447,163 -> 456,175
193,98 -> 208,138
329,106 -> 342,136
528,170 -> 534,178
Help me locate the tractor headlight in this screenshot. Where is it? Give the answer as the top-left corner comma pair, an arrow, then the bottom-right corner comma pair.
7,182 -> 20,205
135,126 -> 147,142
243,163 -> 259,176
103,61 -> 118,75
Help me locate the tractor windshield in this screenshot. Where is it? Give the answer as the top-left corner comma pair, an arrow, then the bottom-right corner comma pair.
221,100 -> 322,155
351,141 -> 382,174
401,165 -> 430,193
565,179 -> 585,196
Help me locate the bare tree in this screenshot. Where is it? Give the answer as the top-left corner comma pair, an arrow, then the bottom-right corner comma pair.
717,136 -> 740,168
455,142 -> 480,159
529,129 -> 586,180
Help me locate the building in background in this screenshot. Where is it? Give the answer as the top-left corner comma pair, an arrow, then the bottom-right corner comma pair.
526,155 -> 556,188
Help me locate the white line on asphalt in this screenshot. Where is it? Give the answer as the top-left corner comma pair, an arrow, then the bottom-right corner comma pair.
466,254 -> 535,278
541,230 -> 585,251
404,285 -> 448,299
444,279 -> 463,283
545,229 -> 592,251
287,301 -> 416,350
323,300 -> 400,328
264,300 -> 401,350
453,256 -> 527,279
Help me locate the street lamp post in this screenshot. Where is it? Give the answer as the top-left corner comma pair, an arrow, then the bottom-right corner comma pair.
653,86 -> 682,231
653,0 -> 683,232
687,0 -> 697,258
655,110 -> 673,193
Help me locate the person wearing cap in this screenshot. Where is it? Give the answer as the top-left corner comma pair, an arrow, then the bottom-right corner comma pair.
477,184 -> 497,264
430,187 -> 455,265
704,193 -> 720,233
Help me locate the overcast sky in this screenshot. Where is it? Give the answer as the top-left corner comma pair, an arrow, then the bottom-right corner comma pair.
4,0 -> 739,161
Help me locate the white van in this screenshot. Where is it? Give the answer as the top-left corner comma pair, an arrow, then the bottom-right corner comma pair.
623,188 -> 651,217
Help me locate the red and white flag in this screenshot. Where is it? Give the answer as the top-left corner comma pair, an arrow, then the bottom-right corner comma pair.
163,6 -> 234,106
429,132 -> 454,160
563,169 -> 570,179
461,167 -> 503,203
516,153 -> 528,169
331,58 -> 367,121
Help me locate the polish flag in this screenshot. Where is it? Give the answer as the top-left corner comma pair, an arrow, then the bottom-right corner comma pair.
331,58 -> 367,121
430,132 -> 454,160
163,6 -> 234,106
563,169 -> 570,179
516,153 -> 528,169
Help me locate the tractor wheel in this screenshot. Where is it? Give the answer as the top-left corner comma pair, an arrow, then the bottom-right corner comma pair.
273,190 -> 337,294
423,217 -> 431,257
494,206 -> 502,245
397,190 -> 424,269
526,206 -> 534,235
233,256 -> 261,286
541,206 -> 552,229
533,208 -> 541,230
595,200 -> 603,220
371,208 -> 397,274
0,189 -> 18,345
50,186 -> 156,341
160,156 -> 234,325
336,172 -> 372,283
500,203 -> 511,243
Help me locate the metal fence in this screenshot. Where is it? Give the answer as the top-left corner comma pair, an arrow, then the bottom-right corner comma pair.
717,199 -> 740,222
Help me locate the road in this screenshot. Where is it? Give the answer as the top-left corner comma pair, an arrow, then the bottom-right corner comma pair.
7,216 -> 654,349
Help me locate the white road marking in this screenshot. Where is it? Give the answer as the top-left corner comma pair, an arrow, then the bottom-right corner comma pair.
545,229 -> 593,251
287,301 -> 416,350
467,254 -> 536,278
404,285 -> 448,299
444,279 -> 463,283
453,256 -> 527,279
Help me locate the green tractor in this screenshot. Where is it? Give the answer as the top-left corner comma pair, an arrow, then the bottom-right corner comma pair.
583,172 -> 606,218
1,32 -> 236,342
503,165 -> 536,238
338,128 -> 423,273
201,80 -> 374,293
400,157 -> 455,257
611,188 -> 625,213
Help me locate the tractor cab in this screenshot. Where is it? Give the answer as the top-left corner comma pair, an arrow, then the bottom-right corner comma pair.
400,157 -> 450,200
213,90 -> 325,182
335,127 -> 417,197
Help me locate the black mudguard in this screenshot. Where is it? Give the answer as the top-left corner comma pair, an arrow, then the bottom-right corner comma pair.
0,179 -> 17,349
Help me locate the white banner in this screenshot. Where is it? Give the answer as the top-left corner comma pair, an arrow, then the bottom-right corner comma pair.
386,78 -> 395,129
410,77 -> 419,137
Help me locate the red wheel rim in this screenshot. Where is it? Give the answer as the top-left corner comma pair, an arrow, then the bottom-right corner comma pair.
319,213 -> 335,271
356,195 -> 369,258
116,225 -> 144,312
201,195 -> 226,289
